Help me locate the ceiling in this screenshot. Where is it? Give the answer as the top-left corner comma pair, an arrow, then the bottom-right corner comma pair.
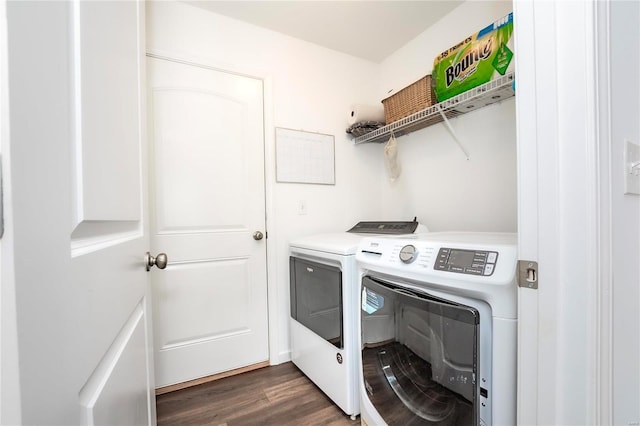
184,1 -> 464,63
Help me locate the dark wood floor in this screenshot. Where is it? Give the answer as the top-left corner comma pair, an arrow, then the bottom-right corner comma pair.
156,362 -> 361,425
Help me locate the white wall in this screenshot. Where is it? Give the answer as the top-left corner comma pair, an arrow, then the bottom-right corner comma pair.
610,1 -> 640,423
376,1 -> 516,232
146,1 -> 384,362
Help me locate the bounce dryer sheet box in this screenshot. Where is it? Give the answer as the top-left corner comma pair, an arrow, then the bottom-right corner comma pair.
432,12 -> 514,102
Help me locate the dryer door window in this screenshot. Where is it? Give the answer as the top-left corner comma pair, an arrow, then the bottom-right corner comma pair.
290,257 -> 343,349
361,276 -> 479,425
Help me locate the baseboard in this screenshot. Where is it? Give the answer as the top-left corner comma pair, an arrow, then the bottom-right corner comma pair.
155,360 -> 270,395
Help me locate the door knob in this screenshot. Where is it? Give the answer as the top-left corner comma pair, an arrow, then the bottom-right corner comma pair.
253,231 -> 264,241
146,252 -> 168,271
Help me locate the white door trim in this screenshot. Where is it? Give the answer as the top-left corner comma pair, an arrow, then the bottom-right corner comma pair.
594,1 -> 613,423
515,0 -> 608,424
144,50 -> 281,366
0,0 -> 22,422
512,2 -> 540,420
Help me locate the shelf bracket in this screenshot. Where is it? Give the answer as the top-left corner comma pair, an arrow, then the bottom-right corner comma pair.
437,105 -> 470,160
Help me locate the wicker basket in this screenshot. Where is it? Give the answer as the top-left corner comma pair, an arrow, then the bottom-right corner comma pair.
381,75 -> 437,124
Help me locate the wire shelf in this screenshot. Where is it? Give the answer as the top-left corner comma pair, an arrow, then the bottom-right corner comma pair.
353,72 -> 515,145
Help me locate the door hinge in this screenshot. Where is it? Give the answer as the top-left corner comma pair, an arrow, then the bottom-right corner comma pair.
518,260 -> 538,289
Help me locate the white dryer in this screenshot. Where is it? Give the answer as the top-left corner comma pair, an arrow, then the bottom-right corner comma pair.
356,232 -> 518,426
289,221 -> 426,419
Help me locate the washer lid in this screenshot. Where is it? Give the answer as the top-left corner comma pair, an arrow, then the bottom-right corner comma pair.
289,232 -> 366,255
289,223 -> 427,256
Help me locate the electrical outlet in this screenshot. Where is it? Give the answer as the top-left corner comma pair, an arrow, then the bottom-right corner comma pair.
624,140 -> 640,195
298,200 -> 307,215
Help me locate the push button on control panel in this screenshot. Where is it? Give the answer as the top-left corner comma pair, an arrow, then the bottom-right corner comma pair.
483,264 -> 495,275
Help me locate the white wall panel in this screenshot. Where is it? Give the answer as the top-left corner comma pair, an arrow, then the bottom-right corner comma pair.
79,304 -> 148,426
153,260 -> 251,349
72,1 -> 141,225
151,88 -> 248,233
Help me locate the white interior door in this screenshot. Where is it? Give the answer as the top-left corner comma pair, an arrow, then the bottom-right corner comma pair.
515,1 -> 611,424
5,1 -> 154,424
147,57 -> 269,388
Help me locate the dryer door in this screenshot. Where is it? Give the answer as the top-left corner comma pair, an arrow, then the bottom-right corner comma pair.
361,276 -> 480,425
290,256 -> 343,348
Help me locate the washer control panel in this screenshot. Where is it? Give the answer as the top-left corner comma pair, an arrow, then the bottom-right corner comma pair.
434,248 -> 498,276
357,233 -> 517,285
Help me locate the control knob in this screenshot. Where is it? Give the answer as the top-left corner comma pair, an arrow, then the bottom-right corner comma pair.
399,245 -> 418,264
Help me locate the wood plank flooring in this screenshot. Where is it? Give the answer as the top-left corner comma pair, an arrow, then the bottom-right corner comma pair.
156,362 -> 361,425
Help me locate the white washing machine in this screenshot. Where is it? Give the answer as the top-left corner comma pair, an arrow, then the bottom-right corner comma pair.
356,232 -> 518,426
289,221 -> 426,419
